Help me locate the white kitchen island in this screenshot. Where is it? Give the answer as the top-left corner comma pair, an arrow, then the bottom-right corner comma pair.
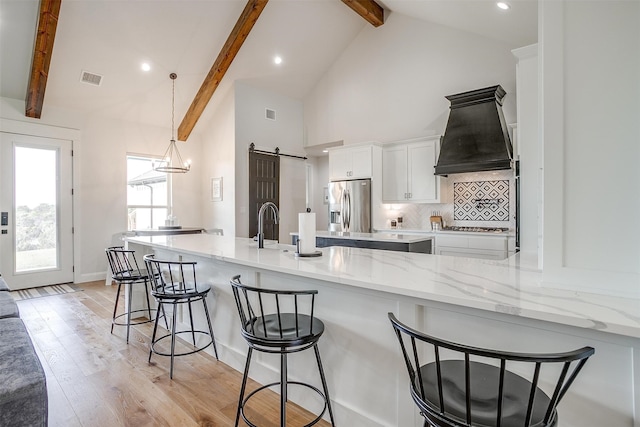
126,234 -> 640,427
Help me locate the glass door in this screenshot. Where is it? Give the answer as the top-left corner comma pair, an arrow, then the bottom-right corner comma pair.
0,133 -> 73,290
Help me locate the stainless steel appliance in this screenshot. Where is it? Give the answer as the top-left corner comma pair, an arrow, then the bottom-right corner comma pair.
328,179 -> 371,232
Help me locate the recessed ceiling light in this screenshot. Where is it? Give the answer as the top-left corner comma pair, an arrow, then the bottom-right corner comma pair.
322,149 -> 329,153
141,62 -> 151,72
497,2 -> 511,10
274,56 -> 282,65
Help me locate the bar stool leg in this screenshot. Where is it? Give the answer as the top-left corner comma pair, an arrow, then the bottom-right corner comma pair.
281,353 -> 287,427
144,278 -> 152,320
314,344 -> 336,427
126,282 -> 133,343
148,302 -> 162,363
111,283 -> 122,334
188,299 -> 196,345
170,302 -> 178,379
235,347 -> 253,427
201,297 -> 219,359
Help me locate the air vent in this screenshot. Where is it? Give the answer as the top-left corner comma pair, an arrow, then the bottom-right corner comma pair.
80,70 -> 103,86
265,108 -> 276,120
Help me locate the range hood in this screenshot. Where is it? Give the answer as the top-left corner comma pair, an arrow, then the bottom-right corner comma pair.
434,85 -> 513,176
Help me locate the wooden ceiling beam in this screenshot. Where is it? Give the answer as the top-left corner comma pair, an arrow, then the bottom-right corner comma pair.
26,0 -> 62,119
341,0 -> 384,27
178,0 -> 269,141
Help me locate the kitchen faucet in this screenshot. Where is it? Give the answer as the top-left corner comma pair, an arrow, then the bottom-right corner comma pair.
257,202 -> 279,248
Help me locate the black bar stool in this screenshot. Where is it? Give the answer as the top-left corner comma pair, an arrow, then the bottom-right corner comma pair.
144,254 -> 219,379
105,246 -> 160,343
230,275 -> 336,427
388,313 -> 595,427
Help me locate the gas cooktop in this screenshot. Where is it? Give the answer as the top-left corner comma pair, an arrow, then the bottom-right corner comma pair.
442,226 -> 510,233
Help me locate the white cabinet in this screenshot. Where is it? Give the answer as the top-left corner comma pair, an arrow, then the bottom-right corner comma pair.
382,138 -> 440,203
329,145 -> 373,180
434,234 -> 514,260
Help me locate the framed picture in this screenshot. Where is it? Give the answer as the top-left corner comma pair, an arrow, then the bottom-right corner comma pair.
211,177 -> 223,201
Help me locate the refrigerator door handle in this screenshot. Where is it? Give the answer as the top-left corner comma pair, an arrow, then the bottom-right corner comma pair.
346,190 -> 351,230
341,189 -> 348,230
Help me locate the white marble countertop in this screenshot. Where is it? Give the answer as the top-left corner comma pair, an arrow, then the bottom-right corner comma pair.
375,228 -> 516,238
289,230 -> 433,243
127,234 -> 640,340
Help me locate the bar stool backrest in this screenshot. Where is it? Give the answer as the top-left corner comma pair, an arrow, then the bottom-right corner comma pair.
105,246 -> 144,281
388,313 -> 594,427
144,254 -> 199,297
230,275 -> 320,350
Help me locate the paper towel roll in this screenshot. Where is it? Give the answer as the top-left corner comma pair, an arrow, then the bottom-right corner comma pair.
298,212 -> 316,254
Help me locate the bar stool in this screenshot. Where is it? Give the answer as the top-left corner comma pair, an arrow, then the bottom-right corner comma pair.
230,275 -> 336,427
144,254 -> 218,379
388,313 -> 595,427
105,246 -> 159,343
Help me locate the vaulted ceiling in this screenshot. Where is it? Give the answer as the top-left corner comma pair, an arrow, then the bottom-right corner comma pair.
0,0 -> 537,137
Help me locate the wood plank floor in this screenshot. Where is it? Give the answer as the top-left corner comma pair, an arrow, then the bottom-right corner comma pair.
17,281 -> 332,427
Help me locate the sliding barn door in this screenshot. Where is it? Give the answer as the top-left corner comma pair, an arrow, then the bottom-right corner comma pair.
249,152 -> 279,241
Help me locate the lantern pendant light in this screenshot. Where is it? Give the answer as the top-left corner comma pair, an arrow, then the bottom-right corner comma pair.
155,73 -> 190,173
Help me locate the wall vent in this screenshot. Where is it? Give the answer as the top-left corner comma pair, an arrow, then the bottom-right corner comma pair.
265,108 -> 276,120
80,70 -> 103,86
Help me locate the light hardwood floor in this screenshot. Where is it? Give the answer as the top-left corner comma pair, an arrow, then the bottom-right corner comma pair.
17,281 -> 332,427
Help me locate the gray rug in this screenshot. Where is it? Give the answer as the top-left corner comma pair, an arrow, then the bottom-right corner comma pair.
10,283 -> 81,301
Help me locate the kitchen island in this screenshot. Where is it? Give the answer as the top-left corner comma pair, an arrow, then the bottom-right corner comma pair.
290,230 -> 433,253
126,234 -> 640,427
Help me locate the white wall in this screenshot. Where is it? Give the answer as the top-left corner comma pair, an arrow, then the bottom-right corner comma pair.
201,86 -> 236,236
303,12 -> 518,147
234,83 -> 306,241
540,1 -> 640,294
308,155 -> 329,229
0,96 -> 204,283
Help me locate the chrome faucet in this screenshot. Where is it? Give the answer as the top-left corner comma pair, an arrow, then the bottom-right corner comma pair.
257,202 -> 279,248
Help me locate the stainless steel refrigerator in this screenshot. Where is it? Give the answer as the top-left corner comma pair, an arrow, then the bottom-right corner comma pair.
328,179 -> 371,232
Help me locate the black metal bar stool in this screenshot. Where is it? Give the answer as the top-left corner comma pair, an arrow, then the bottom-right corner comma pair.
388,313 -> 595,427
230,275 -> 336,427
144,254 -> 218,379
105,246 -> 160,343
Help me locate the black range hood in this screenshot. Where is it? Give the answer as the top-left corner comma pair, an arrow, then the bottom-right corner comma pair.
435,85 -> 513,176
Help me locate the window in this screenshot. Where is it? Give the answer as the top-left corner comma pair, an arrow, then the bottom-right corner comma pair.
127,155 -> 167,231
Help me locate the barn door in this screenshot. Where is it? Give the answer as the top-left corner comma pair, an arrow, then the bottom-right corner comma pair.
249,151 -> 279,241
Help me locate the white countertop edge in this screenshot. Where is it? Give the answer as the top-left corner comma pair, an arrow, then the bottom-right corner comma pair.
375,228 -> 516,237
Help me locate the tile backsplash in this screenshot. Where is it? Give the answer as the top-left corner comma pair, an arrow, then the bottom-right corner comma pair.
380,170 -> 516,231
453,180 -> 509,221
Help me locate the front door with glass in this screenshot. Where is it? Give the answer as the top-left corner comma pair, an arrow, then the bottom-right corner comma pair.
0,133 -> 74,290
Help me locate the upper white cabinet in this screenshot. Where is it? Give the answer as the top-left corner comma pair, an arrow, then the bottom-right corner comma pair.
382,137 -> 440,203
329,145 -> 373,181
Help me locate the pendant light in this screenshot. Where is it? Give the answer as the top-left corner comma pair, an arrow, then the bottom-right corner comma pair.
155,73 -> 191,173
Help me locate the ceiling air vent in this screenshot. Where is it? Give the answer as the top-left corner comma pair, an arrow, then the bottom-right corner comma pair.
265,108 -> 276,121
80,70 -> 103,86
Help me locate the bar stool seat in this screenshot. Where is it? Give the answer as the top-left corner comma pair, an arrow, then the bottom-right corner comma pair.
388,313 -> 595,427
144,254 -> 218,379
105,246 -> 159,343
230,275 -> 336,427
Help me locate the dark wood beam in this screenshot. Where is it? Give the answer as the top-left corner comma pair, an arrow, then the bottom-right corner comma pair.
26,0 -> 62,119
178,0 -> 269,141
341,0 -> 384,27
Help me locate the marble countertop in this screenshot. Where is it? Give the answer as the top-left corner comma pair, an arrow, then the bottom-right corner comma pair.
375,228 -> 516,238
127,234 -> 640,340
289,230 -> 433,243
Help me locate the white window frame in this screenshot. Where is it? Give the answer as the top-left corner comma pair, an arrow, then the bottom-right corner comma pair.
126,154 -> 169,231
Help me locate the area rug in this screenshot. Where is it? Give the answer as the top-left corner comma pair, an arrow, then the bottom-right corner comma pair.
10,283 -> 82,301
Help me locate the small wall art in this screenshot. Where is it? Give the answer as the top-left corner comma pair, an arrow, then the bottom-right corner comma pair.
211,177 -> 223,202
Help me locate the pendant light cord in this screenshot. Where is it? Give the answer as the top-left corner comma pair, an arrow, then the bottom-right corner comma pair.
170,72 -> 177,142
